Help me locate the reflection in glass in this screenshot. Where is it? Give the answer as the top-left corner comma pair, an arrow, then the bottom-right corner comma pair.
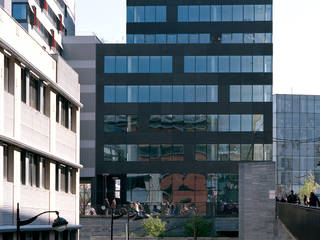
218,144 -> 229,161
253,115 -> 264,132
230,115 -> 240,132
241,115 -> 252,131
241,144 -> 253,161
230,144 -> 240,161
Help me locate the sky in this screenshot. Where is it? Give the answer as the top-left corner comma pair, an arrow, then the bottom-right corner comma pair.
75,0 -> 320,95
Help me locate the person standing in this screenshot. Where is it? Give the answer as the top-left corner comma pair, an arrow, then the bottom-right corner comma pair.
103,198 -> 110,215
309,192 -> 320,207
287,190 -> 297,203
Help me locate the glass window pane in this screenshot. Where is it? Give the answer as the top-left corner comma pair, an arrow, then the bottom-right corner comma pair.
156,34 -> 166,43
161,56 -> 172,73
207,56 -> 218,73
218,144 -> 229,161
178,34 -> 188,43
253,114 -> 264,131
161,86 -> 172,102
219,56 -> 230,72
265,33 -> 272,43
116,86 -> 127,103
196,56 -> 206,72
178,6 -> 188,22
161,144 -> 173,161
189,34 -> 199,43
199,34 -> 210,43
244,33 -> 254,43
128,86 -> 138,102
207,144 -> 217,160
167,34 -> 177,44
150,144 -> 161,161
254,33 -> 265,43
266,5 -> 272,21
230,56 -> 240,72
127,6 -> 134,22
184,56 -> 195,72
139,86 -> 149,102
230,144 -> 240,161
195,85 -> 206,102
241,85 -> 252,102
253,85 -> 264,102
128,56 -> 138,73
173,115 -> 184,131
264,56 -> 272,72
172,86 -> 183,102
135,6 -> 144,22
253,56 -> 264,72
104,86 -> 115,102
244,5 -> 254,21
230,85 -> 240,102
211,5 -> 221,21
156,6 -> 166,22
230,115 -> 240,131
189,5 -> 199,22
255,5 -> 265,21
139,144 -> 150,162
116,56 -> 127,73
150,56 -> 161,73
184,115 -> 195,132
219,115 -> 229,131
104,56 -> 115,73
139,56 -> 149,73
207,115 -> 218,131
134,34 -> 144,43
254,144 -> 264,161
264,85 -> 272,102
127,145 -> 138,161
264,144 -> 272,160
207,85 -> 218,102
233,5 -> 243,21
145,34 -> 155,43
241,115 -> 252,131
232,33 -> 243,43
13,4 -> 27,20
222,5 -> 232,21
200,6 -> 210,22
127,35 -> 134,43
145,6 -> 155,22
241,56 -> 253,72
195,144 -> 207,161
184,85 -> 195,102
221,34 -> 231,43
241,144 -> 253,161
150,86 -> 161,102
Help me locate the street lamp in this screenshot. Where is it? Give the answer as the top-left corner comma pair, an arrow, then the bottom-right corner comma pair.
16,203 -> 68,240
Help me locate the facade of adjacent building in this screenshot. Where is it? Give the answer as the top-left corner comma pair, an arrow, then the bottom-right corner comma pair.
0,1 -> 81,239
274,94 -> 320,195
92,0 -> 274,235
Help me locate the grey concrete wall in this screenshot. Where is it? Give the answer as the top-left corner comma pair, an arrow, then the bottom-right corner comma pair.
239,162 -> 276,240
63,36 -> 100,178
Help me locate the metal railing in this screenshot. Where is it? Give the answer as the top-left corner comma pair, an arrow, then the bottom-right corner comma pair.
277,202 -> 320,240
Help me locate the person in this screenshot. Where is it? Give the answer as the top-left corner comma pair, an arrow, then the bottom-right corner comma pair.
303,195 -> 308,205
287,190 -> 297,203
89,207 -> 97,215
309,192 -> 320,207
103,198 -> 110,215
112,199 -> 117,209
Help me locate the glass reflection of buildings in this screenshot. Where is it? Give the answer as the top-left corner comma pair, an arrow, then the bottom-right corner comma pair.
94,0 -> 273,219
274,95 -> 320,195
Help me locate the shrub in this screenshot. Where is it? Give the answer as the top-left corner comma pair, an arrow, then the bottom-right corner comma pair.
143,216 -> 167,237
184,216 -> 213,237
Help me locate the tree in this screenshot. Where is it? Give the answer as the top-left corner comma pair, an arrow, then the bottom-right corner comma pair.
80,183 -> 91,215
299,173 -> 319,199
143,216 -> 167,237
184,216 -> 213,238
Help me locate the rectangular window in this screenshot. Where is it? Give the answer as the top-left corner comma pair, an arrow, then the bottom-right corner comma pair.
207,144 -> 217,160
172,86 -> 183,102
253,114 -> 264,131
21,152 -> 26,185
138,86 -> 149,102
184,85 -> 195,102
195,85 -> 206,102
104,56 -> 115,73
230,85 -> 240,102
218,144 -> 229,161
189,5 -> 199,22
221,5 -> 232,21
218,56 -> 229,72
241,144 -> 253,161
128,86 -> 138,102
145,6 -> 155,22
135,6 -> 144,22
233,5 -> 243,21
253,56 -> 264,72
196,56 -> 206,72
4,56 -> 9,92
230,56 -> 241,72
211,5 -> 221,21
21,69 -> 26,103
127,6 -> 134,22
28,154 -> 39,187
184,56 -> 195,73
230,115 -> 240,131
199,5 -> 210,22
207,85 -> 218,102
156,6 -> 166,22
161,56 -> 172,73
161,85 -> 172,102
115,86 -> 127,103
230,144 -> 240,161
244,5 -> 254,21
150,86 -> 161,102
255,5 -> 265,21
218,115 -> 229,132
104,86 -> 115,103
127,56 -> 138,73
12,3 -> 27,20
178,6 -> 188,22
207,56 -> 218,73
29,77 -> 40,110
3,145 -> 8,181
115,56 -> 127,73
60,165 -> 67,193
241,115 -> 252,131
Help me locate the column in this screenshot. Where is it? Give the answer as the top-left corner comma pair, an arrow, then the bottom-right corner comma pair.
49,91 -> 56,154
25,70 -> 30,105
13,148 -> 21,226
39,81 -> 44,114
49,161 -> 56,240
14,63 -> 21,139
0,51 -> 4,133
75,169 -> 80,225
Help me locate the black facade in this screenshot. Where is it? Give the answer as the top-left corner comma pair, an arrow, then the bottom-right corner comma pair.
94,0 -> 272,220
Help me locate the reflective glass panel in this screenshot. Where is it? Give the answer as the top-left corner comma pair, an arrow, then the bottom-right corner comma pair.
128,56 -> 138,73
145,6 -> 156,22
184,56 -> 195,72
207,56 -> 218,72
232,33 -> 243,43
241,56 -> 253,72
195,85 -> 206,102
104,56 -> 115,73
184,85 -> 195,102
241,115 -> 252,131
218,144 -> 229,161
127,6 -> 134,22
167,34 -> 177,44
12,3 -> 27,20
127,35 -> 134,43
253,114 -> 264,131
150,56 -> 161,73
266,5 -> 272,21
145,34 -> 155,43
104,86 -> 115,102
115,86 -> 127,103
207,144 -> 218,160
255,5 -> 265,21
156,6 -> 166,22
221,34 -> 231,43
199,34 -> 210,43
264,85 -> 272,102
173,86 -> 184,102
244,33 -> 254,43
253,56 -> 264,72
200,6 -> 210,22
219,56 -> 230,72
178,34 -> 188,43
128,86 -> 138,102
207,115 -> 218,131
116,56 -> 127,73
134,34 -> 144,43
207,86 -> 218,102
161,56 -> 172,73
255,33 -> 265,43
230,144 -> 240,161
196,56 -> 206,72
244,5 -> 254,21
189,5 -> 200,22
135,6 -> 144,22
230,115 -> 240,131
178,6 -> 188,22
264,56 -> 272,72
222,5 -> 232,21
230,85 -> 240,102
156,34 -> 166,43
253,85 -> 264,102
219,115 -> 229,132
139,56 -> 149,73
233,5 -> 243,21
161,86 -> 172,102
139,86 -> 149,102
211,5 -> 221,21
230,56 -> 241,72
195,144 -> 207,161
254,144 -> 264,161
150,86 -> 161,102
241,144 -> 253,161
189,34 -> 199,43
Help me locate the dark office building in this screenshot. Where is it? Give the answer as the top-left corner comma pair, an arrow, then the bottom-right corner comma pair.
94,0 -> 273,236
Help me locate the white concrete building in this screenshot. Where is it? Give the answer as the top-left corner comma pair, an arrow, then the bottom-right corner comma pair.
0,2 -> 81,239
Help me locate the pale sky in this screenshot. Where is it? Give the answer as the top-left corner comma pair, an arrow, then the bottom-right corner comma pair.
75,0 -> 320,95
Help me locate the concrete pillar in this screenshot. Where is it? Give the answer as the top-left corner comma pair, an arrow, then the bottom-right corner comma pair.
25,70 -> 30,105
75,169 -> 80,225
49,161 -> 56,223
0,51 -> 4,133
13,148 -> 21,225
49,91 -> 56,154
76,108 -> 80,164
25,154 -> 30,186
68,104 -> 71,129
14,63 -> 21,139
40,81 -> 44,114
39,158 -> 43,188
